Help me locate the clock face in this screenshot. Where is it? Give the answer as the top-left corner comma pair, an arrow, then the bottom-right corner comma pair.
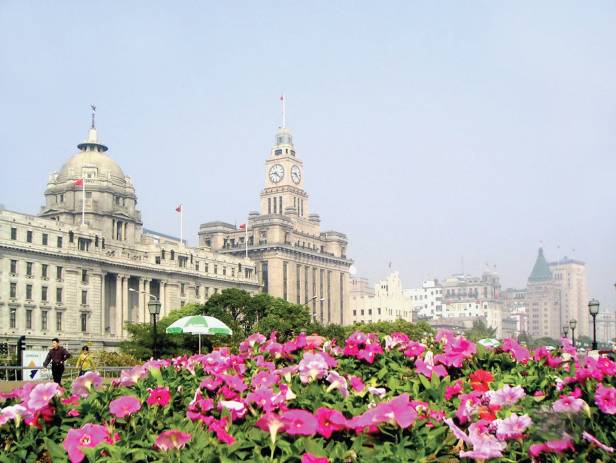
269,164 -> 284,183
291,165 -> 301,184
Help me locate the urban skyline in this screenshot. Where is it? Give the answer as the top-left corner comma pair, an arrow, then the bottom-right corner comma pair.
1,2 -> 614,308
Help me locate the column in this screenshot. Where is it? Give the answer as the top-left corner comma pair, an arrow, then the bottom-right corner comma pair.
122,275 -> 129,337
100,272 -> 107,336
159,281 -> 166,318
115,274 -> 122,336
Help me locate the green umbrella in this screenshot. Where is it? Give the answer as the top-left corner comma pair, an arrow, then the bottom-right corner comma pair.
166,315 -> 232,354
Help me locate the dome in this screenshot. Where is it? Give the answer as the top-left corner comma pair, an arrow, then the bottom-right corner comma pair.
56,128 -> 126,182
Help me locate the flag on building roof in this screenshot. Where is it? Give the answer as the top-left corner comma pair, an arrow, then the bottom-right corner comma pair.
74,178 -> 84,187
239,223 -> 246,230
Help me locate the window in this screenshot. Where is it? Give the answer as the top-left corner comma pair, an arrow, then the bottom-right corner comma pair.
161,250 -> 166,260
10,283 -> 17,298
26,230 -> 33,243
81,269 -> 88,284
42,233 -> 48,245
222,267 -> 227,276
56,266 -> 63,281
41,311 -> 48,330
42,264 -> 48,278
42,286 -> 48,302
10,309 -> 16,328
26,284 -> 32,300
283,262 -> 288,300
60,194 -> 64,202
81,290 -> 88,305
69,231 -> 74,243
56,288 -> 62,303
26,310 -> 32,329
11,227 -> 17,240
56,312 -> 63,331
26,262 -> 33,277
10,259 -> 17,274
204,263 -> 209,273
85,191 -> 92,199
180,284 -> 185,297
81,313 -> 87,332
57,236 -> 63,248
170,250 -> 175,260
195,286 -> 200,297
214,265 -> 218,274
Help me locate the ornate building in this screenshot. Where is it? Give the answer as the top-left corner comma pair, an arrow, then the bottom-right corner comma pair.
0,117 -> 259,351
349,272 -> 412,324
199,123 -> 352,325
527,248 -> 562,339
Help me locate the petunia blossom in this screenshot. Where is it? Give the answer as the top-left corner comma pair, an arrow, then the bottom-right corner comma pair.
495,413 -> 532,440
256,412 -> 286,445
281,409 -> 318,436
71,371 -> 103,398
0,404 -> 28,426
595,383 -> 616,415
552,395 -> 586,414
146,387 -> 171,407
154,430 -> 192,451
109,395 -> 141,418
582,431 -> 614,453
315,407 -> 347,438
488,384 -> 525,407
298,352 -> 329,383
63,423 -> 114,463
27,382 -> 60,411
301,453 -> 329,463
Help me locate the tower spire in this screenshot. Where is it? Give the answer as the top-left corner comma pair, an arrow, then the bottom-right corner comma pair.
280,94 -> 286,128
90,104 -> 96,129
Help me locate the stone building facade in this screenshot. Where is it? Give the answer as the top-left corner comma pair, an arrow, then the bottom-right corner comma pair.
550,257 -> 589,338
349,272 -> 412,324
199,125 -> 352,325
0,121 -> 259,351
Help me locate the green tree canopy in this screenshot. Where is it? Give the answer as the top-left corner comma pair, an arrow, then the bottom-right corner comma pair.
465,319 -> 497,341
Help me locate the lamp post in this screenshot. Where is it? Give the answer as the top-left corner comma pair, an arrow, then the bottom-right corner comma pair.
588,298 -> 600,351
148,298 -> 162,359
569,319 -> 577,348
304,296 -> 324,323
562,325 -> 569,339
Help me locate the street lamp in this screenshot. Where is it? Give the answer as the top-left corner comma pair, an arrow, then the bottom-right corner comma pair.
148,298 -> 162,359
304,296 -> 324,323
588,298 -> 600,351
569,319 -> 578,348
562,325 -> 569,339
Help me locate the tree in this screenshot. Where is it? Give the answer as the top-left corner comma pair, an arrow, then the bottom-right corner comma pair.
345,320 -> 435,341
465,320 -> 497,341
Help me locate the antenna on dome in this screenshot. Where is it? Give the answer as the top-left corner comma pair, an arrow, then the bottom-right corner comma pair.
90,104 -> 96,129
280,94 -> 285,128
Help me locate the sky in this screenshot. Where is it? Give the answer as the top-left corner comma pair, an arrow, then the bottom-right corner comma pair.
1,1 -> 615,307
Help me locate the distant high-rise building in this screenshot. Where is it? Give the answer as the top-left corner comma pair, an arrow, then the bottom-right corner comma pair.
526,248 -> 564,339
404,279 -> 443,319
549,257 -> 589,338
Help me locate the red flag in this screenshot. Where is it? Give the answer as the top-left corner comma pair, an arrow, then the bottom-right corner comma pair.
175,204 -> 182,213
73,178 -> 83,187
239,223 -> 246,230
280,95 -> 284,101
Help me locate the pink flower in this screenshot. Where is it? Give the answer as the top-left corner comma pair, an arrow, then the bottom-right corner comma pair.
582,431 -> 614,453
281,409 -> 318,436
302,453 -> 329,463
63,423 -> 113,463
348,375 -> 365,393
595,383 -> 616,415
146,387 -> 171,407
434,336 -> 476,368
256,412 -> 286,444
251,371 -> 279,389
67,409 -> 80,417
109,395 -> 141,418
460,423 -> 506,460
298,352 -> 329,383
115,365 -> 148,387
488,384 -> 525,407
154,430 -> 192,451
326,371 -> 349,397
415,352 -> 448,378
501,338 -> 530,363
495,413 -> 532,440
553,395 -> 586,413
349,394 -> 417,432
0,404 -> 28,425
529,434 -> 574,458
315,407 -> 347,438
445,380 -> 464,401
27,382 -> 60,411
218,400 -> 247,421
403,341 -> 425,358
71,371 -> 103,398
444,418 -> 471,444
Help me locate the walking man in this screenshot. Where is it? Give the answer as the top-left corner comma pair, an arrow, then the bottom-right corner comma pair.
43,338 -> 71,386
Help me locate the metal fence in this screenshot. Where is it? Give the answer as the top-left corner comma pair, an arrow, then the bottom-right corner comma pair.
0,366 -> 127,382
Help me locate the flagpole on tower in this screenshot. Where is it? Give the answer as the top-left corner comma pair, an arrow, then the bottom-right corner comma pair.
281,93 -> 286,128
245,222 -> 248,259
81,178 -> 85,226
180,206 -> 183,246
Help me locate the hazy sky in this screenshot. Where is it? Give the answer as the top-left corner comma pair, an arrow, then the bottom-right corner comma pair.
1,2 -> 615,307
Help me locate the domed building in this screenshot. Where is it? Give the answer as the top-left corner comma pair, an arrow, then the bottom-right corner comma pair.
40,123 -> 142,244
0,113 -> 259,352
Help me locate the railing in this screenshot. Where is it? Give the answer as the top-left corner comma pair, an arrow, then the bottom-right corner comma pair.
0,366 -> 127,382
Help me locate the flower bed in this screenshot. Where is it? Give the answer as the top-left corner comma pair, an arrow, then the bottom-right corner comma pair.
1,330 -> 615,462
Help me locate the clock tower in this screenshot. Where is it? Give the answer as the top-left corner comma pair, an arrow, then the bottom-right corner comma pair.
260,126 -> 308,218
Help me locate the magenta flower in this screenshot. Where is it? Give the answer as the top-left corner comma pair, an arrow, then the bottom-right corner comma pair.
315,407 -> 347,438
63,423 -> 113,463
348,375 -> 365,393
302,453 -> 329,463
349,394 -> 417,432
595,383 -> 616,415
552,395 -> 586,413
115,365 -> 148,387
154,430 -> 192,451
495,413 -> 532,440
281,409 -> 318,436
326,371 -> 349,398
582,431 -> 614,453
434,337 -> 476,368
488,384 -> 525,407
251,371 -> 279,389
403,341 -> 425,359
501,338 -> 530,363
72,371 -> 103,398
415,352 -> 448,378
256,412 -> 286,444
445,380 -> 464,401
529,433 -> 574,458
109,395 -> 141,418
27,382 -> 60,411
298,352 -> 329,383
146,387 -> 171,407
460,423 -> 506,460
